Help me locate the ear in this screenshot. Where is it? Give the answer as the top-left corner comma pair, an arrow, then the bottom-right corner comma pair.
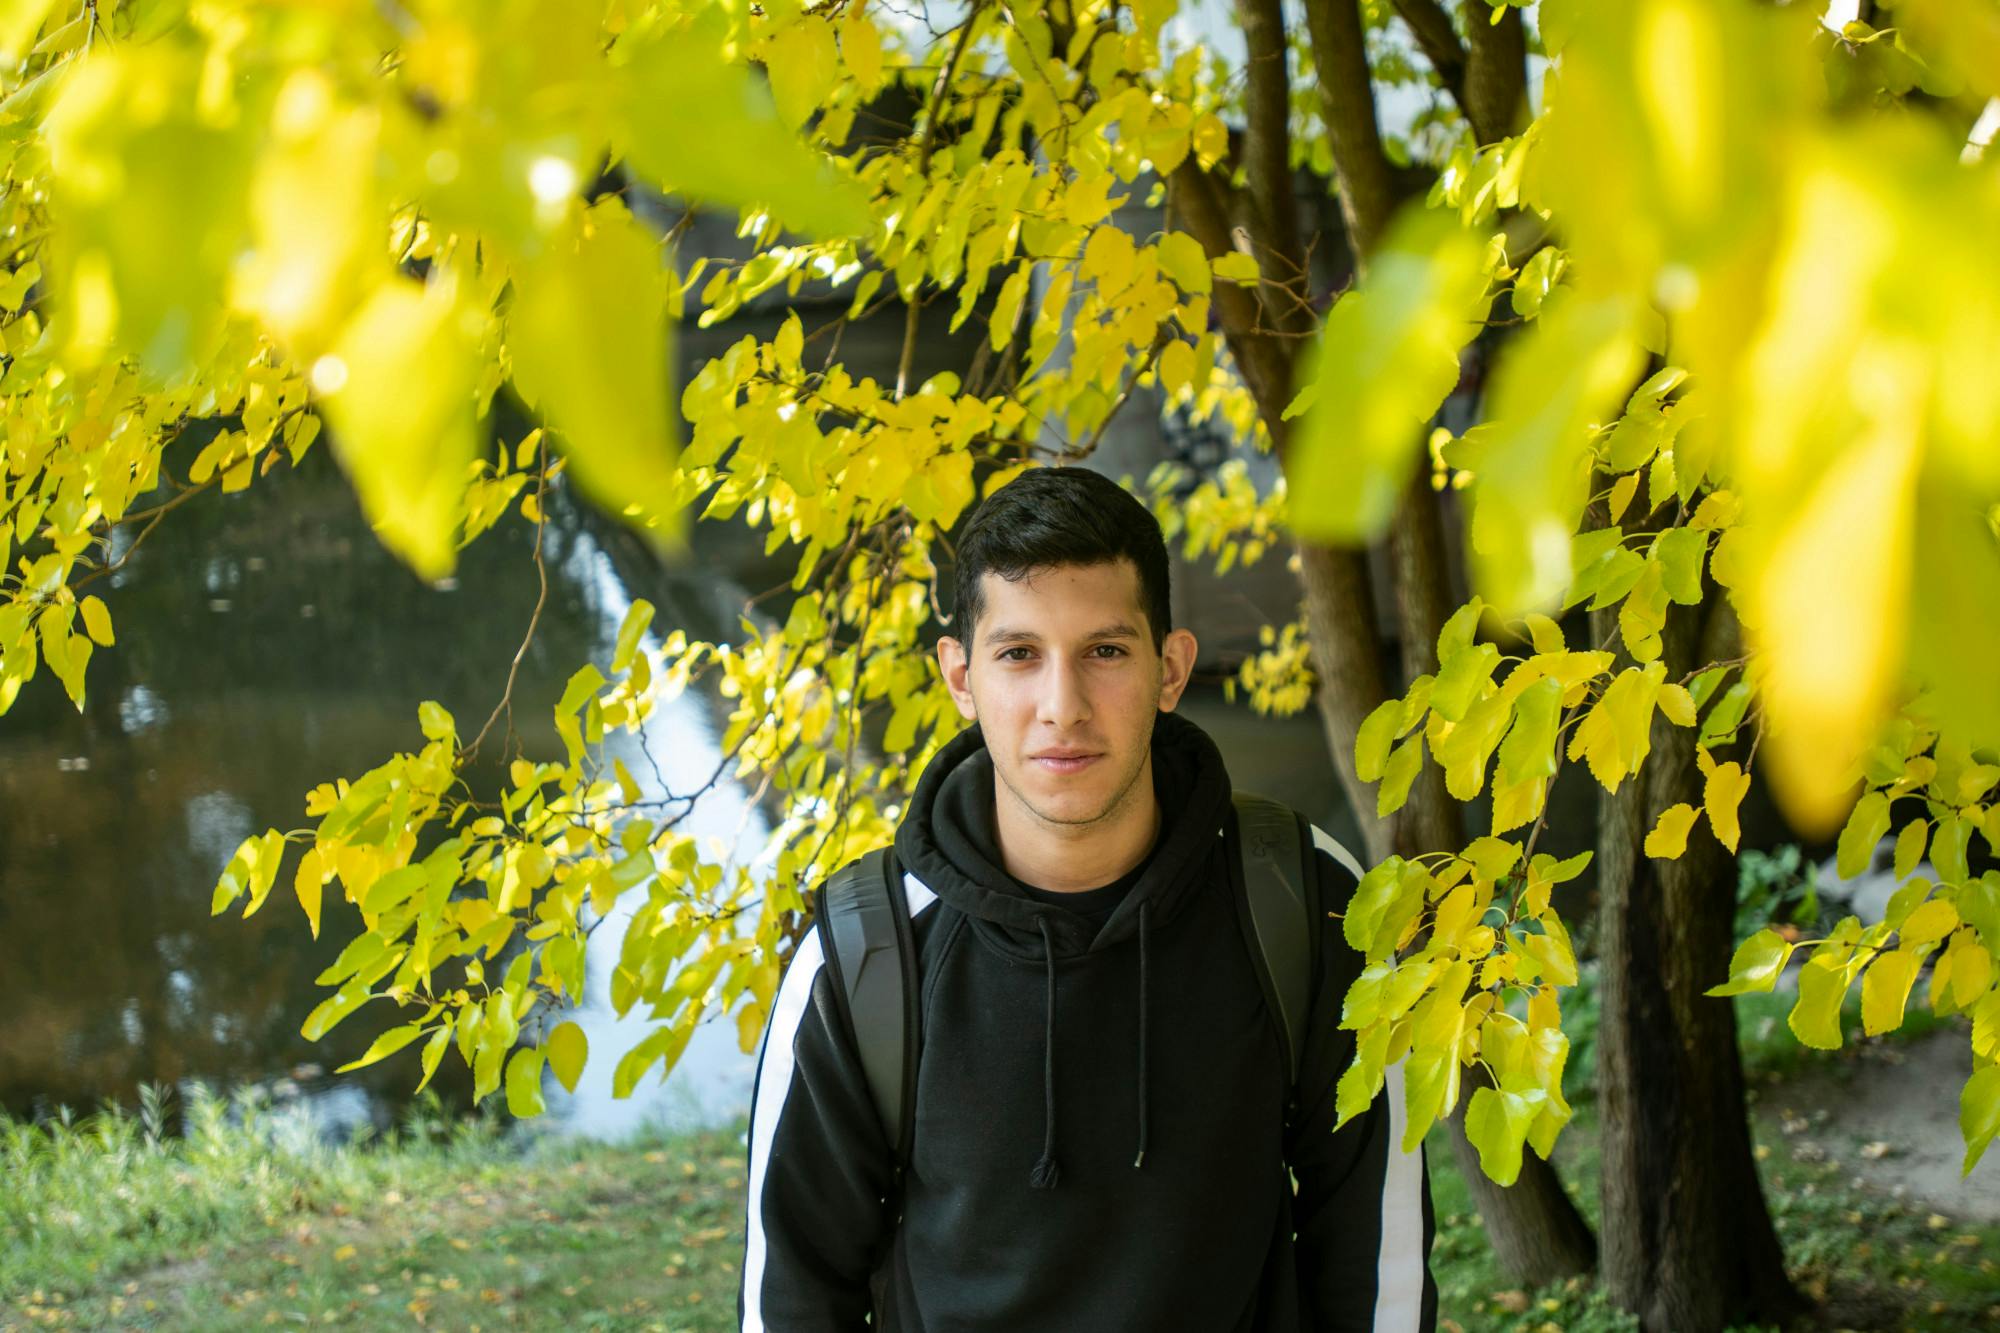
937,635 -> 978,720
1156,627 -> 1198,713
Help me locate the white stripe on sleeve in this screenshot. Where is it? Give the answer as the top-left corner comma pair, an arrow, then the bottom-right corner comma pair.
741,927 -> 828,1333
1309,824 -> 1367,883
1373,1060 -> 1426,1332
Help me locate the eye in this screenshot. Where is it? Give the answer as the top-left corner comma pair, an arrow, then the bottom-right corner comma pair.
997,646 -> 1033,662
1090,644 -> 1128,658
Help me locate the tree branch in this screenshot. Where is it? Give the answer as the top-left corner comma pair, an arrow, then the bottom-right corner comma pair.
1299,0 -> 1402,262
1460,0 -> 1529,144
1235,0 -> 1305,335
1393,0 -> 1468,113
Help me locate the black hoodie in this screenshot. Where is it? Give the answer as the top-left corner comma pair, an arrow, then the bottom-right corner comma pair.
739,711 -> 1438,1331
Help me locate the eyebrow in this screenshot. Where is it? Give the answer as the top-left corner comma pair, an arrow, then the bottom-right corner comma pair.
983,622 -> 1144,647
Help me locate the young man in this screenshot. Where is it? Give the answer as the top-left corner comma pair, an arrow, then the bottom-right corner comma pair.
740,467 -> 1437,1331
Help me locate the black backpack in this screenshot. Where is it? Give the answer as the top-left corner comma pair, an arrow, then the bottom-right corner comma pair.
814,790 -> 1357,1169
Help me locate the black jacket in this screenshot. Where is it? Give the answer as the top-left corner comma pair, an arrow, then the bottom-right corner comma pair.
739,711 -> 1437,1331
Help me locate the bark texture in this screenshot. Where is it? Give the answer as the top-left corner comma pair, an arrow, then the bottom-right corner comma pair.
1587,593 -> 1805,1332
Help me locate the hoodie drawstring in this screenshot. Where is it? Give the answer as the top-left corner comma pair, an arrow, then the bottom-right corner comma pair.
1134,900 -> 1150,1170
1028,904 -> 1156,1187
1029,918 -> 1062,1190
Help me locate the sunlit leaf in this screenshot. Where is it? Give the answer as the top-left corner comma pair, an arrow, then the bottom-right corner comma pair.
509,200 -> 681,543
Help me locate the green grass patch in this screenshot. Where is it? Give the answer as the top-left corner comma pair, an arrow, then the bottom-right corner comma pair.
1,1088 -> 745,1331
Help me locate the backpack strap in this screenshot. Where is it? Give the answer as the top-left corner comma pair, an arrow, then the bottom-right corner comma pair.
1229,791 -> 1320,1097
814,846 -> 918,1167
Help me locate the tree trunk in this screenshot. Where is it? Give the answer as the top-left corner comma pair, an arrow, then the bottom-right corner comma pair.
1588,594 -> 1805,1331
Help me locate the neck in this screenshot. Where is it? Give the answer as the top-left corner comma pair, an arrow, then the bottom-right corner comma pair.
993,753 -> 1160,893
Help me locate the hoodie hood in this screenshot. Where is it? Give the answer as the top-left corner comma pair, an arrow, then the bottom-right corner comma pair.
894,708 -> 1234,961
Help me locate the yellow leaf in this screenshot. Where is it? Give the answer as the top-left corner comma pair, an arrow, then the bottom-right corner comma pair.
0,0 -> 61,61
1211,251 -> 1262,285
1902,897 -> 1960,948
547,1020 -> 588,1095
737,999 -> 767,1054
1704,760 -> 1751,853
1524,613 -> 1566,655
840,9 -> 885,92
1644,802 -> 1700,858
1861,948 -> 1922,1036
1657,682 -> 1695,726
235,85 -> 384,358
1608,471 -> 1640,522
295,846 -> 325,939
1156,231 -> 1212,295
319,273 -> 483,581
78,594 -> 113,646
988,266 -> 1029,352
505,1046 -> 547,1118
509,201 -> 681,543
764,15 -> 839,129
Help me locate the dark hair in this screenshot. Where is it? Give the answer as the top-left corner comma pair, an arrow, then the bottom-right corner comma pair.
951,467 -> 1172,649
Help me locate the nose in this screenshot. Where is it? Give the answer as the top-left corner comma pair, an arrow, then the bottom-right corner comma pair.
1035,653 -> 1092,730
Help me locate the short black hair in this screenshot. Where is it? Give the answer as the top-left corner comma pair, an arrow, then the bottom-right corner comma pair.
951,466 -> 1172,650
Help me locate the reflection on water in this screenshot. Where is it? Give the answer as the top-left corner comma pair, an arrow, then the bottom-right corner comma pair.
0,433 -> 781,1139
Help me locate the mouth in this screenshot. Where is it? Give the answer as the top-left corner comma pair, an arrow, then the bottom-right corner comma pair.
1030,750 -> 1102,775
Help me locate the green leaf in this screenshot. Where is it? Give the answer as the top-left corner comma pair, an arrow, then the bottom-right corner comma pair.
1437,599 -> 1485,662
301,981 -> 372,1043
418,700 -> 456,742
415,1020 -> 454,1094
42,45 -> 257,379
1465,292 -> 1645,612
1355,698 -> 1402,783
1377,731 -> 1425,818
1698,681 -> 1752,744
1462,836 -> 1521,881
1343,858 -> 1408,955
1155,231 -> 1212,295
1706,927 -> 1794,997
1517,917 -> 1579,986
1963,1065 -> 2000,1175
1652,526 -> 1708,604
613,600 -> 656,674
1431,642 -> 1500,723
1788,954 -> 1852,1050
1836,790 -> 1892,879
1498,677 -> 1563,788
361,865 -> 427,917
614,21 -> 870,238
1463,1084 -> 1540,1186
1510,245 -> 1566,320
1893,818 -> 1930,882
1932,812 -> 1971,885
336,1023 -> 427,1074
505,1047 -> 547,1118
1290,208 -> 1492,543
548,1020 -> 589,1094
509,200 -> 681,542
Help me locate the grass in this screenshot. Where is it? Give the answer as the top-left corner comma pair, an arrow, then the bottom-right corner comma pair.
4,987 -> 1997,1332
0,1088 -> 745,1331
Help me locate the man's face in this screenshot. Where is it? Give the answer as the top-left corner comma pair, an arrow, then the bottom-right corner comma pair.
937,560 -> 1197,830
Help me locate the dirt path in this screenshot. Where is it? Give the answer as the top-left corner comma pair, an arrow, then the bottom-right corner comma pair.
1752,1024 -> 1999,1223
